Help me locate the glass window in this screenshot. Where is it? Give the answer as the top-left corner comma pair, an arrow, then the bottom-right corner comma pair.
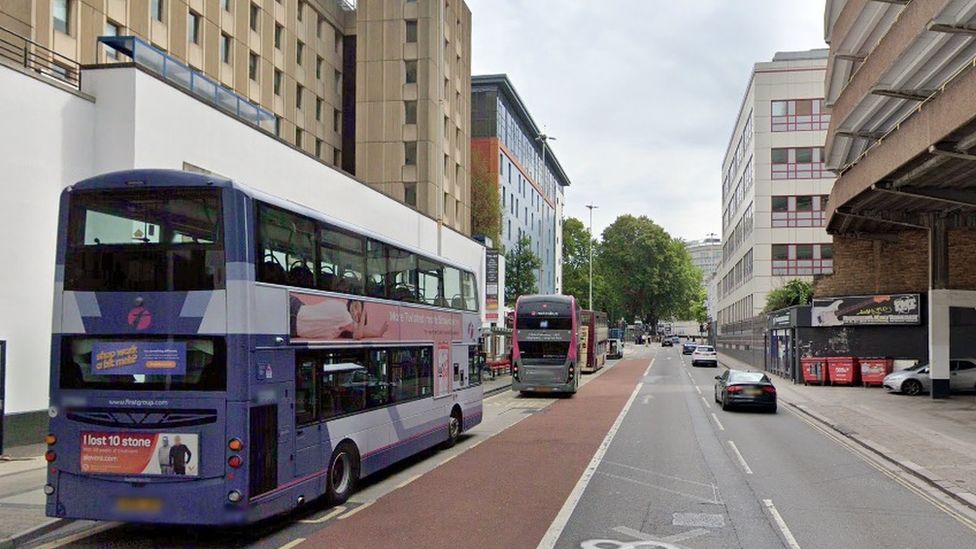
222,0 -> 231,12
295,353 -> 317,425
772,244 -> 789,261
405,20 -> 418,43
468,345 -> 482,385
405,141 -> 417,165
405,60 -> 417,84
65,189 -> 224,292
443,266 -> 462,309
405,100 -> 417,124
104,21 -> 120,59
366,240 -> 388,298
796,196 -> 813,211
771,148 -> 789,164
297,0 -> 304,22
405,183 -> 417,207
795,148 -> 814,163
256,203 -> 316,287
60,337 -> 226,391
771,100 -> 787,116
274,70 -> 282,95
771,196 -> 788,212
296,85 -> 303,109
334,109 -> 341,132
188,11 -> 200,44
366,349 -> 390,408
297,40 -> 304,65
274,24 -> 283,49
418,347 -> 433,397
249,52 -> 259,81
318,225 -> 365,294
250,3 -> 259,31
316,56 -> 323,79
54,0 -> 70,34
461,271 -> 478,312
316,98 -> 323,121
796,244 -> 814,260
388,247 -> 418,302
390,348 -> 420,402
220,33 -> 232,64
418,259 -> 445,306
820,244 -> 833,259
152,0 -> 164,22
795,99 -> 813,116
320,350 -> 366,417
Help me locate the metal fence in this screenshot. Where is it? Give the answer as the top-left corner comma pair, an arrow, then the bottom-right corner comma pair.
0,25 -> 81,89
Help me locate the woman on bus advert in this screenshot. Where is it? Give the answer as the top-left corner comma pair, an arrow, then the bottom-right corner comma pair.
290,294 -> 390,341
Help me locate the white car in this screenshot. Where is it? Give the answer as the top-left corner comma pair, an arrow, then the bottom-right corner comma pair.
882,359 -> 976,395
691,345 -> 718,367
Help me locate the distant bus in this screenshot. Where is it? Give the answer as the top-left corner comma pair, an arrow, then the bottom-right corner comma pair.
511,295 -> 581,394
46,169 -> 483,525
579,310 -> 608,374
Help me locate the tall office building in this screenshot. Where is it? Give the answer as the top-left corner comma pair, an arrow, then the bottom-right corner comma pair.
716,49 -> 836,338
685,235 -> 722,281
470,74 -> 571,295
1,0 -> 471,234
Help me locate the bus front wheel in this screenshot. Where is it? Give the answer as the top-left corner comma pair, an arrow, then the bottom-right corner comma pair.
327,442 -> 360,505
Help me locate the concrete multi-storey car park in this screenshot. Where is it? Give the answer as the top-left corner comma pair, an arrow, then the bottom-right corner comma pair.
715,49 -> 836,365
0,0 -> 482,445
821,0 -> 976,397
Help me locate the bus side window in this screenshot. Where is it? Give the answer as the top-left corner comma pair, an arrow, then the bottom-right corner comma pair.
366,349 -> 390,408
319,225 -> 365,295
461,271 -> 478,312
444,266 -> 462,309
468,345 -> 481,385
388,247 -> 418,303
418,347 -> 433,396
390,348 -> 420,402
366,239 -> 388,298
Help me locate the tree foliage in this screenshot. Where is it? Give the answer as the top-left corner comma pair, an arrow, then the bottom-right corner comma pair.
470,154 -> 501,246
561,217 -> 595,305
593,215 -> 702,328
764,279 -> 814,312
505,236 -> 541,306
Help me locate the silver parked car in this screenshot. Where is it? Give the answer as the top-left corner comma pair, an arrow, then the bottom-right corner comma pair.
882,359 -> 976,396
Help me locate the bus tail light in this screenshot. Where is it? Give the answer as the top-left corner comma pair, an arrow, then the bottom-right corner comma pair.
45,451 -> 57,463
228,455 -> 243,469
228,438 -> 243,451
45,434 -> 57,446
228,490 -> 243,503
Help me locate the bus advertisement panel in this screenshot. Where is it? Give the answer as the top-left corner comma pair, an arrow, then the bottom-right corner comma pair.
511,295 -> 580,395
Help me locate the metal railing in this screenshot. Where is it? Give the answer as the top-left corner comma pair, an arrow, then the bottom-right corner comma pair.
0,25 -> 81,89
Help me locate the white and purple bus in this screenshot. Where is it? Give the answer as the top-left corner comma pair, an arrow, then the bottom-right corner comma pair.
45,169 -> 483,524
511,295 -> 581,395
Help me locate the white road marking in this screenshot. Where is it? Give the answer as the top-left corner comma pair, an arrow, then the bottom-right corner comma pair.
603,460 -> 721,490
298,505 -> 347,524
337,500 -> 374,519
395,473 -> 423,489
644,363 -> 654,376
538,361 -> 652,549
694,385 -> 702,395
276,538 -> 306,549
34,523 -> 119,549
700,396 -> 711,409
763,499 -> 802,549
642,395 -> 653,405
728,441 -> 753,475
710,413 -> 725,431
596,470 -> 721,504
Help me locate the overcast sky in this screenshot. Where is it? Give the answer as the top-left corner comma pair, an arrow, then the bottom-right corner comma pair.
466,0 -> 828,242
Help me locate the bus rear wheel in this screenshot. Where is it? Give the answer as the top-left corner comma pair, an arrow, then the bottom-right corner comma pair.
327,442 -> 359,505
443,407 -> 462,449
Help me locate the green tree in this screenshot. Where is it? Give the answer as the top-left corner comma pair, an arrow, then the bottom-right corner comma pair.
505,236 -> 541,305
470,154 -> 501,246
561,217 -> 596,304
597,215 -> 702,328
764,279 -> 814,312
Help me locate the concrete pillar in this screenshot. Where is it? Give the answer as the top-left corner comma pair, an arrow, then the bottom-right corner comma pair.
929,218 -> 950,398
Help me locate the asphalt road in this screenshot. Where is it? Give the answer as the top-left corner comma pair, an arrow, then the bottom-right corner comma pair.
553,345 -> 976,549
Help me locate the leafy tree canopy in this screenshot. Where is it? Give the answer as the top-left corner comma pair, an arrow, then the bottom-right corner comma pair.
505,236 -> 541,306
764,279 -> 814,312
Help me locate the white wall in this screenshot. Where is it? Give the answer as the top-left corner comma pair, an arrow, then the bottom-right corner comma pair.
0,65 -> 95,414
0,64 -> 486,415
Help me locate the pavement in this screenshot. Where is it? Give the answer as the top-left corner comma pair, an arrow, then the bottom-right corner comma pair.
720,351 -> 976,512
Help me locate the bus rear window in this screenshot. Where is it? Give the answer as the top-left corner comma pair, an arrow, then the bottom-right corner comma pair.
518,341 -> 569,360
60,337 -> 226,391
65,189 -> 224,291
517,316 -> 573,330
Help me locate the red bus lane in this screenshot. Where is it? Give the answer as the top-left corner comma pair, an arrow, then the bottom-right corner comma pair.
303,357 -> 648,549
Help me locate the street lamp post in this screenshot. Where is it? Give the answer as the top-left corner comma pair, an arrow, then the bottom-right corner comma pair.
585,204 -> 598,310
535,132 -> 556,292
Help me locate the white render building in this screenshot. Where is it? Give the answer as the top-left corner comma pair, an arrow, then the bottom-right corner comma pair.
716,49 -> 836,337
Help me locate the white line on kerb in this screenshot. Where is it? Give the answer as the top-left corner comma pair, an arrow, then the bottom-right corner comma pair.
710,412 -> 725,431
728,440 -> 753,475
538,361 -> 651,549
763,499 -> 802,549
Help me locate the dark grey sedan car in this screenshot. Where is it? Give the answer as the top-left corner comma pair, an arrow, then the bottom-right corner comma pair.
714,370 -> 777,413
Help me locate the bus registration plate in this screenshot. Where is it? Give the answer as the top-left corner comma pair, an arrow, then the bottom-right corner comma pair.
115,497 -> 162,513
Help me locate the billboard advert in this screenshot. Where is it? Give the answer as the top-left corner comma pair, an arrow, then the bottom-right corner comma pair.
80,432 -> 199,476
485,249 -> 499,313
91,342 -> 187,376
812,294 -> 921,326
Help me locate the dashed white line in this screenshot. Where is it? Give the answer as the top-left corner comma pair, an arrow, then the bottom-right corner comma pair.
700,396 -> 711,409
728,440 -> 753,475
538,360 -> 652,549
710,413 -> 725,431
763,499 -> 802,549
694,385 -> 702,395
